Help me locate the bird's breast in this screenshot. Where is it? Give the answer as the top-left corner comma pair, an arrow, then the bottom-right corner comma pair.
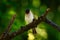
25,13 -> 34,24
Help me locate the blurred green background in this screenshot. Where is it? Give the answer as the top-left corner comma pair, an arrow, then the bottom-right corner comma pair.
0,0 -> 60,40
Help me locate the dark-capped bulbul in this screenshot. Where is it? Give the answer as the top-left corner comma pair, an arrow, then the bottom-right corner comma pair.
25,8 -> 37,34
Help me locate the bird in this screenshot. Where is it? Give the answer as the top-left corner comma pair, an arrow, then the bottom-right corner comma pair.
25,8 -> 37,34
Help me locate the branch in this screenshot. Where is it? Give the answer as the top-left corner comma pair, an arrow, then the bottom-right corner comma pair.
42,8 -> 50,17
44,18 -> 60,31
0,8 -> 60,40
0,14 -> 16,40
6,14 -> 16,33
4,8 -> 50,39
9,16 -> 42,38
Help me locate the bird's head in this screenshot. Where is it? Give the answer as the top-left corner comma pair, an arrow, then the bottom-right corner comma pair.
25,8 -> 30,14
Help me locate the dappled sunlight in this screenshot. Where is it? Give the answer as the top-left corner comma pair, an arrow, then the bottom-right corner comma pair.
8,8 -> 16,15
36,27 -> 48,39
28,33 -> 35,40
28,23 -> 48,40
38,23 -> 46,29
32,0 -> 40,7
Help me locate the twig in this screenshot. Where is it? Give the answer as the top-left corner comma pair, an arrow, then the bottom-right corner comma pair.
6,14 -> 16,32
44,18 -> 60,31
42,8 -> 50,17
0,14 -> 16,40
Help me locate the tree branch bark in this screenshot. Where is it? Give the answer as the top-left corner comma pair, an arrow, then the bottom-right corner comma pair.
44,18 -> 60,31
0,14 -> 16,40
